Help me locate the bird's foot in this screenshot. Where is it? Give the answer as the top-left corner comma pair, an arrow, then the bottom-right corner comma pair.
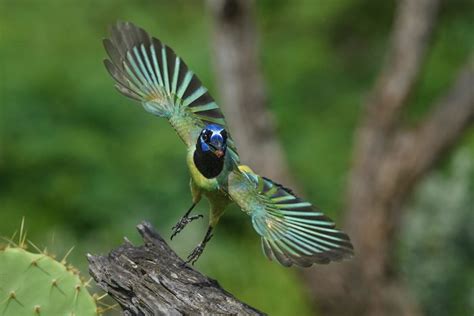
185,233 -> 213,265
170,214 -> 203,240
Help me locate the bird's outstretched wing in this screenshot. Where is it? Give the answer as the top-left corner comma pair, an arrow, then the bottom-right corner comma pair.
229,166 -> 354,267
103,21 -> 239,160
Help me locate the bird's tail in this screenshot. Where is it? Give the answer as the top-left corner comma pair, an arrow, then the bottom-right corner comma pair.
249,173 -> 354,267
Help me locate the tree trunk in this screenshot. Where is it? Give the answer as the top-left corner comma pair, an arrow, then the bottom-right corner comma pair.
306,0 -> 473,313
207,0 -> 474,315
206,0 -> 294,185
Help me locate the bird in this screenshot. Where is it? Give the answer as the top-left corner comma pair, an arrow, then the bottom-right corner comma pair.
103,21 -> 354,267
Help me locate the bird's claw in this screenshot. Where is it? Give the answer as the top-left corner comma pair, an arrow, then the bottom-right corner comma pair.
170,214 -> 203,240
184,233 -> 213,265
185,245 -> 203,265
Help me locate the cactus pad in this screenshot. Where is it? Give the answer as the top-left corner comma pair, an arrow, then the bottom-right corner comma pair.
0,246 -> 98,315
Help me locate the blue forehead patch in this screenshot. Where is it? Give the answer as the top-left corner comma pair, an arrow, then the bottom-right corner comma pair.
205,124 -> 224,133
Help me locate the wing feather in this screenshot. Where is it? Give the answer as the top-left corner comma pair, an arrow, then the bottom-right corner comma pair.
103,21 -> 239,157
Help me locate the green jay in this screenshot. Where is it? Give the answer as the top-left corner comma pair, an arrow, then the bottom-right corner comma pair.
103,22 -> 354,267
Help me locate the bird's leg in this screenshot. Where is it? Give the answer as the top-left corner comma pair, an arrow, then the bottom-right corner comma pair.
185,226 -> 214,265
170,202 -> 203,240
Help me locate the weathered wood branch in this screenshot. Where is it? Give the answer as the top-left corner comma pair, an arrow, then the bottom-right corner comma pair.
87,221 -> 264,316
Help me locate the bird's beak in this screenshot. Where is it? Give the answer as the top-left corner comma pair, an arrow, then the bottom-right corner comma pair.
209,135 -> 225,158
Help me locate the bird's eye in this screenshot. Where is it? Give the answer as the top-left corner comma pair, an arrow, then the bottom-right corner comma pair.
202,130 -> 211,142
221,130 -> 228,140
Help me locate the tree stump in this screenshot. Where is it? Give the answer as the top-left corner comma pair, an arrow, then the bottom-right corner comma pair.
87,221 -> 264,315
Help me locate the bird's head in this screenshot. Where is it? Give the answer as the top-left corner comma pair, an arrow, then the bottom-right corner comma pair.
197,124 -> 228,158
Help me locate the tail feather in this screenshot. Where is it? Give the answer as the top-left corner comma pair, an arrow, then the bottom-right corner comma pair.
251,175 -> 354,267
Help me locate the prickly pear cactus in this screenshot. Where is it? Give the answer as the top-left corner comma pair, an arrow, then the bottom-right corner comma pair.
0,246 -> 99,315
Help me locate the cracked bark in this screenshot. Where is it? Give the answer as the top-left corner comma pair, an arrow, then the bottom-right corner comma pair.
87,222 -> 264,316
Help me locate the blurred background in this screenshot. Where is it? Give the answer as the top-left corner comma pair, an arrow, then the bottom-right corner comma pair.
0,0 -> 473,315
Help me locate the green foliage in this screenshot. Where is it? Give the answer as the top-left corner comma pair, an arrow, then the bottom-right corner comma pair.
399,150 -> 474,316
199,233 -> 313,315
0,246 -> 98,315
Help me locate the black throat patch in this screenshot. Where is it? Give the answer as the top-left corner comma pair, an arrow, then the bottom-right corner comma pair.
193,145 -> 225,179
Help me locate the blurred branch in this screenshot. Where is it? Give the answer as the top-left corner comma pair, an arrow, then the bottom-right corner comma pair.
403,61 -> 474,175
379,61 -> 474,201
309,1 -> 471,315
207,0 -> 293,185
88,222 -> 264,316
365,0 -> 440,131
350,0 -> 441,198
345,0 -> 442,262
